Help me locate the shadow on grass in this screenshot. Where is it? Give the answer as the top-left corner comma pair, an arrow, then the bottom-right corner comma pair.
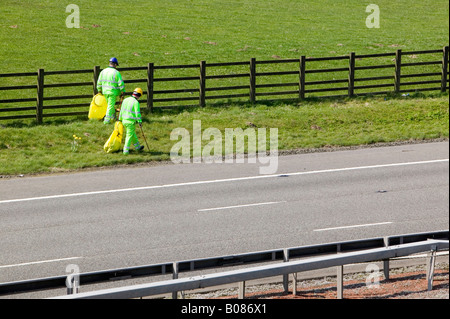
147,91 -> 448,115
1,92 -> 447,128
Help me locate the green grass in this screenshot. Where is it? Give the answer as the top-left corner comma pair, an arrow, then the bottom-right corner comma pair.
1,0 -> 448,71
0,0 -> 448,106
0,94 -> 448,176
0,1 -> 448,175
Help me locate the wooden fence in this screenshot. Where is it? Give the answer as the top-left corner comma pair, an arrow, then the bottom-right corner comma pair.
0,46 -> 448,123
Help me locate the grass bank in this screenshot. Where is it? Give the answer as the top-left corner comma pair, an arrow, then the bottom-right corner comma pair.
0,94 -> 448,176
1,0 -> 448,72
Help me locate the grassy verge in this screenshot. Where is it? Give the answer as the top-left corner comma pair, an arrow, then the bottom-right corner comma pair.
0,93 -> 448,176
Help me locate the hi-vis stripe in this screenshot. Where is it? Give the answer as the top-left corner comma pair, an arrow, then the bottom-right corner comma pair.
100,85 -> 125,90
120,99 -> 141,121
98,68 -> 124,89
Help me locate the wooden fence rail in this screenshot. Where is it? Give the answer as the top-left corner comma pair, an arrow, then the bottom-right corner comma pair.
0,46 -> 448,123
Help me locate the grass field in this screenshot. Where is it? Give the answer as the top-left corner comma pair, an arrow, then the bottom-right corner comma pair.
1,0 -> 448,71
0,0 -> 448,175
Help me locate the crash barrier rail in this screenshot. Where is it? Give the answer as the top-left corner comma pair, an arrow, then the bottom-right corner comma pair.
52,239 -> 449,299
0,46 -> 448,123
0,230 -> 447,297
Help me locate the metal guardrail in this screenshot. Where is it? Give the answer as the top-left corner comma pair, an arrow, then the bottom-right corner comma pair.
51,239 -> 449,299
0,230 -> 447,297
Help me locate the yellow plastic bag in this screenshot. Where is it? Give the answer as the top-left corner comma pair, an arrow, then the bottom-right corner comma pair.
104,121 -> 124,153
88,93 -> 107,120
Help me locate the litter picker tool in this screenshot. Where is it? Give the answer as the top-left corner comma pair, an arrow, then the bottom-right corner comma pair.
139,124 -> 150,151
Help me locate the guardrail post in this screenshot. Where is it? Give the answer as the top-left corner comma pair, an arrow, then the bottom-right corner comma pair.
348,52 -> 355,97
299,56 -> 306,99
441,46 -> 449,93
172,262 -> 179,299
337,266 -> 344,299
147,63 -> 154,112
238,281 -> 245,299
250,58 -> 256,103
426,245 -> 437,291
199,61 -> 206,107
283,249 -> 289,293
66,275 -> 79,295
383,236 -> 390,280
36,69 -> 44,124
394,49 -> 402,93
292,272 -> 298,296
336,244 -> 344,299
93,65 -> 100,95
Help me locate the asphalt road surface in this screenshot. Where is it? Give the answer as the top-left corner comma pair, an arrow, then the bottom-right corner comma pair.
0,141 -> 448,285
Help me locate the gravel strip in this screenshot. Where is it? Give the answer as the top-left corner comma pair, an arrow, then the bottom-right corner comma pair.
185,262 -> 449,299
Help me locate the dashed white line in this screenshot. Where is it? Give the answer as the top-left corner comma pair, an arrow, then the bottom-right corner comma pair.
313,221 -> 393,232
198,201 -> 286,212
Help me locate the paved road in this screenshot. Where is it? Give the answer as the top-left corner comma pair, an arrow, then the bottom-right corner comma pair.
0,141 -> 448,284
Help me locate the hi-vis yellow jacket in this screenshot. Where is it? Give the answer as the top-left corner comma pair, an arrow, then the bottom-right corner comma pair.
119,96 -> 142,124
97,67 -> 125,96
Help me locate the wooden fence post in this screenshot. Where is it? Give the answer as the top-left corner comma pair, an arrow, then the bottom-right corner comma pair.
147,63 -> 154,112
93,65 -> 100,95
348,52 -> 355,97
441,46 -> 449,93
199,61 -> 206,107
250,58 -> 256,103
299,56 -> 306,99
394,49 -> 402,93
36,69 -> 44,124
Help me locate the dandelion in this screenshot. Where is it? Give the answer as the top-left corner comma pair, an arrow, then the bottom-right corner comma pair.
71,134 -> 82,152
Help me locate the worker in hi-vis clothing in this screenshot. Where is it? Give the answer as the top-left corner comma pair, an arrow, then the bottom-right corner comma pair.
97,57 -> 125,124
119,88 -> 145,155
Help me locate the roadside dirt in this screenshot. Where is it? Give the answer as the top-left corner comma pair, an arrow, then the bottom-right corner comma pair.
187,262 -> 449,299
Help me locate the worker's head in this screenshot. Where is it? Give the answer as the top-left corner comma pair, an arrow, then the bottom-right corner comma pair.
132,88 -> 143,99
109,57 -> 119,68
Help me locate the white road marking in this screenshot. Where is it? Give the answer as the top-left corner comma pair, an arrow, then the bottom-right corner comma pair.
0,159 -> 448,205
198,201 -> 286,212
0,257 -> 82,269
313,221 -> 393,232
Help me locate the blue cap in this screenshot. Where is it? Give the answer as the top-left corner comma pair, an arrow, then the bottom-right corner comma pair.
109,57 -> 119,65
